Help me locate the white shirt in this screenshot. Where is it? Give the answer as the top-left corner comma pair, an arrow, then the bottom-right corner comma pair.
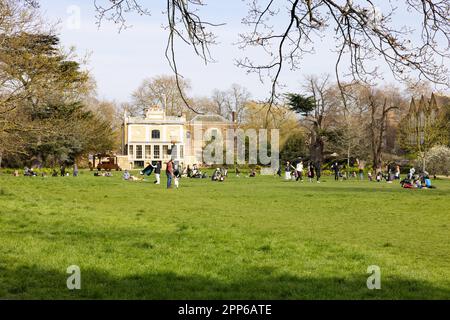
296,163 -> 303,171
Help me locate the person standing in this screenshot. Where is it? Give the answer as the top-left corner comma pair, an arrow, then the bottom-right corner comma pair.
315,161 -> 322,183
357,159 -> 366,180
152,162 -> 161,185
285,161 -> 294,180
73,164 -> 79,177
331,161 -> 339,181
174,164 -> 181,188
395,165 -> 401,180
166,159 -> 174,189
307,162 -> 315,182
295,161 -> 304,182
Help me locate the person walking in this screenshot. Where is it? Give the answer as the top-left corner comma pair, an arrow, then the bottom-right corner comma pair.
152,162 -> 161,185
295,160 -> 304,182
166,159 -> 174,189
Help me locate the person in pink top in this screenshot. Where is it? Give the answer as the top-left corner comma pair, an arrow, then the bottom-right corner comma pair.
166,159 -> 174,189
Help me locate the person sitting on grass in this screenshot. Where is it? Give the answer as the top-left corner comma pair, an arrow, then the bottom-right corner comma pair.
249,168 -> 257,178
421,172 -> 435,189
212,168 -> 224,181
122,170 -> 131,180
376,171 -> 382,182
400,177 -> 414,189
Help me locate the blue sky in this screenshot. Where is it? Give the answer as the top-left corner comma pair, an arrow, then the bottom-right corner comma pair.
38,1 -> 446,103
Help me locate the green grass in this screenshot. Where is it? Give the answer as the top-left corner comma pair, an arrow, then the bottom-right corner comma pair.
0,171 -> 449,299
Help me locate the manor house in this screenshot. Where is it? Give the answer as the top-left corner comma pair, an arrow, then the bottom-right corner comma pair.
119,106 -> 233,169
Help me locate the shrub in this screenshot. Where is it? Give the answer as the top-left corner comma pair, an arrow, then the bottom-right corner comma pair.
422,145 -> 450,176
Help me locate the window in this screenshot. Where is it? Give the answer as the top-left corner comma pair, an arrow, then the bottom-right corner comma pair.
136,145 -> 143,159
163,145 -> 169,158
129,145 -> 134,156
210,128 -> 218,141
180,145 -> 184,159
134,161 -> 144,168
154,145 -> 160,159
152,130 -> 161,139
145,145 -> 151,158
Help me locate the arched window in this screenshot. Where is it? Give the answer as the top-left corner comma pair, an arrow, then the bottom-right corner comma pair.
152,130 -> 161,139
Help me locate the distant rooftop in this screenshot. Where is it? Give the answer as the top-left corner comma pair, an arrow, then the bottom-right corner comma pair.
190,113 -> 230,123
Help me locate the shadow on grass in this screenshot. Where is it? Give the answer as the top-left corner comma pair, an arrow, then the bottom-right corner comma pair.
1,264 -> 449,300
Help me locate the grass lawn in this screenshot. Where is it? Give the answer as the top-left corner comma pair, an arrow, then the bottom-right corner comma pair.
0,170 -> 449,299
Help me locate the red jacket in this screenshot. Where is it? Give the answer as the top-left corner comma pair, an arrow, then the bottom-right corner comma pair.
166,161 -> 174,176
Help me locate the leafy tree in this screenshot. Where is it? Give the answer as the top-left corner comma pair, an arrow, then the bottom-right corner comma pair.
280,132 -> 307,163
285,94 -> 315,117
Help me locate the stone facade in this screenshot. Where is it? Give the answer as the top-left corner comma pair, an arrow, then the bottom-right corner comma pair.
121,106 -> 233,169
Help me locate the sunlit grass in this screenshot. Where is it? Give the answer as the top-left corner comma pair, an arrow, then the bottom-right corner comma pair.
0,171 -> 449,299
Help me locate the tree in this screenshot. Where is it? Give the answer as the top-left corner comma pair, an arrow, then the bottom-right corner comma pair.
347,84 -> 403,171
0,2 -> 115,167
90,0 -> 450,111
280,132 -> 307,162
131,75 -> 191,117
286,75 -> 340,164
210,84 -> 251,123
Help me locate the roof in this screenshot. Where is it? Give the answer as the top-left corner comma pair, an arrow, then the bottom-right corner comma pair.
190,113 -> 230,123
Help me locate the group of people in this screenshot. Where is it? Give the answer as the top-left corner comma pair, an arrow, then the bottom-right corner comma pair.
280,158 -> 437,189
282,160 -> 322,183
13,164 -> 79,177
184,164 -> 208,179
128,160 -> 181,189
400,168 -> 435,189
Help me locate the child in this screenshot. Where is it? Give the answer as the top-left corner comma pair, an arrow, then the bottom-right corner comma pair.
307,163 -> 315,183
367,172 -> 373,182
174,167 -> 181,188
376,172 -> 382,182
